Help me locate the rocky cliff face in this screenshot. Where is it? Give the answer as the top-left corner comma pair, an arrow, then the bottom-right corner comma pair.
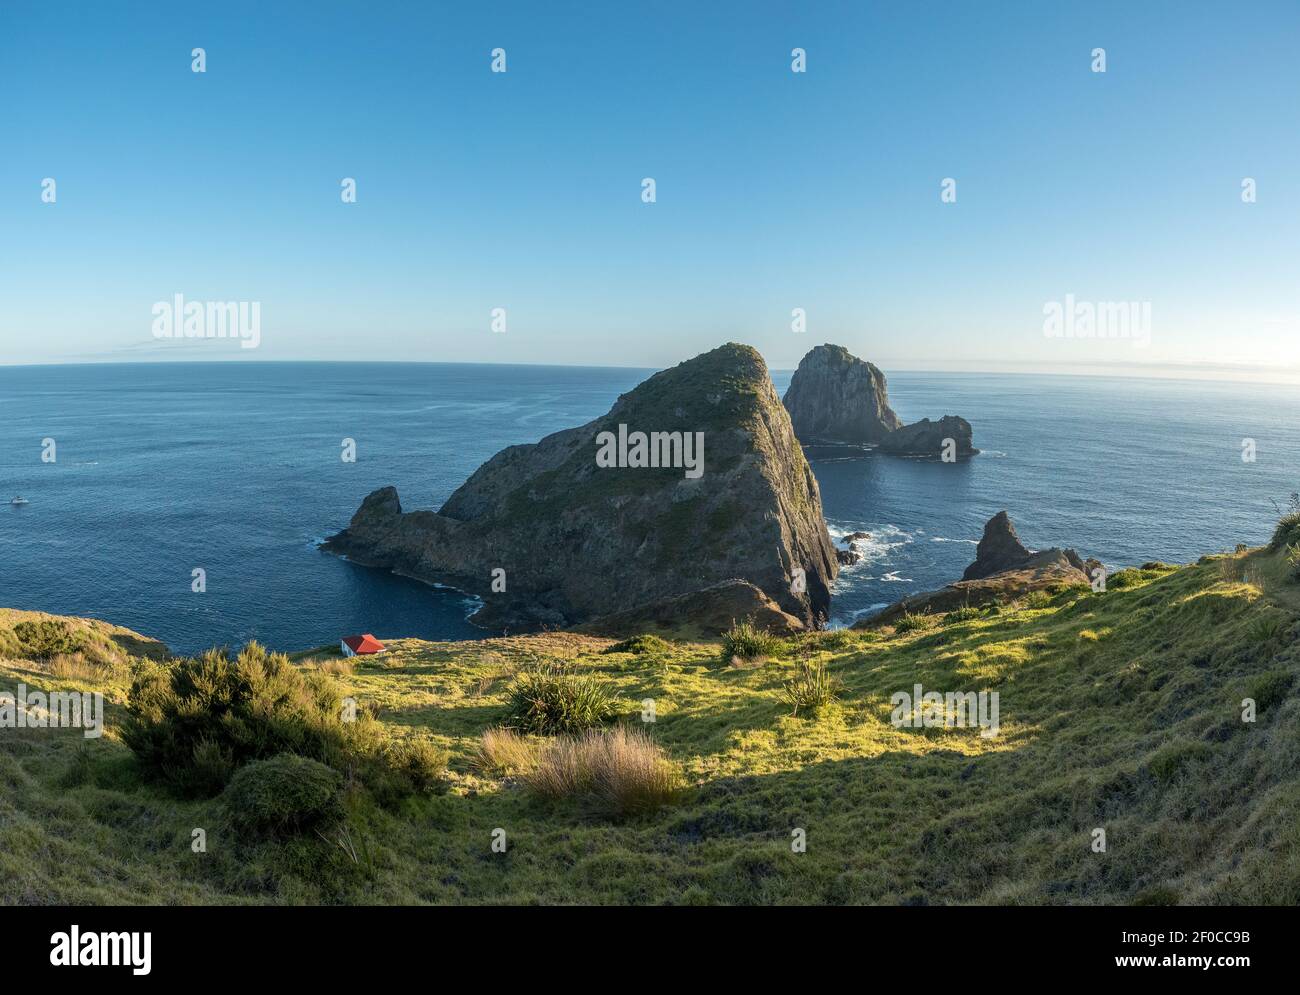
781,344 -> 902,444
323,343 -> 838,631
783,344 -> 977,457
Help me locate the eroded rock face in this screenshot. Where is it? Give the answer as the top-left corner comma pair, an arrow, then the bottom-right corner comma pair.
782,344 -> 902,444
323,343 -> 838,631
878,415 -> 977,458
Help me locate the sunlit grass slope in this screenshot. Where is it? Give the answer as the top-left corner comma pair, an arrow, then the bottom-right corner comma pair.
2,547 -> 1297,905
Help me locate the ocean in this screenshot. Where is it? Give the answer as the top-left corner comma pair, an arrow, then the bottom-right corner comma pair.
1,361 -> 1296,654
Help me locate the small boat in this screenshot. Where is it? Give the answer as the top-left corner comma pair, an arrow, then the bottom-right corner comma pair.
10,496 -> 29,505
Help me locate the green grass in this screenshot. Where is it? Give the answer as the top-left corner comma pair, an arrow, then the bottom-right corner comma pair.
2,546 -> 1300,905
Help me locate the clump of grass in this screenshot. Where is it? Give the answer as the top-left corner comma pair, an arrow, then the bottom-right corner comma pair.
722,618 -> 781,661
892,611 -> 932,635
782,659 -> 841,716
943,606 -> 982,624
380,737 -> 448,795
1148,741 -> 1214,783
476,727 -> 540,775
1246,612 -> 1286,646
317,658 -> 354,676
1246,670 -> 1293,714
526,726 -> 681,816
47,651 -> 118,682
501,662 -> 616,736
602,634 -> 671,655
1269,493 -> 1300,549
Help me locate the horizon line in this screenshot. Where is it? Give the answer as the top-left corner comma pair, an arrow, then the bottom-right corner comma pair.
2,355 -> 1298,388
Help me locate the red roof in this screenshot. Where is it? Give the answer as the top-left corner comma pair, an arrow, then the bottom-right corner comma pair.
342,634 -> 385,654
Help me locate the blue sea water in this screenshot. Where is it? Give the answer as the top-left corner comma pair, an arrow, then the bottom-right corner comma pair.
1,362 -> 1296,654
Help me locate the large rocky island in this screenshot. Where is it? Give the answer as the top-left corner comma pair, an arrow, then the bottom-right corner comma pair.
783,343 -> 977,457
323,343 -> 838,633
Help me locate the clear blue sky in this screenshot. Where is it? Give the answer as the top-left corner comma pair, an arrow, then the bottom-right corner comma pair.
2,0 -> 1297,378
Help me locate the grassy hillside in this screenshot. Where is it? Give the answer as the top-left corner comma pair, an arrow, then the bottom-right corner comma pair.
2,545 -> 1298,906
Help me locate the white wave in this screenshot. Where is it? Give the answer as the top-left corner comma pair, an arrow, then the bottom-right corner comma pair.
880,570 -> 913,582
931,536 -> 978,544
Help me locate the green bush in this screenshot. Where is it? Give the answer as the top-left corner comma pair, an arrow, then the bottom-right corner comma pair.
1246,613 -> 1286,646
122,641 -> 354,797
602,634 -> 671,655
221,754 -> 344,837
502,663 -> 616,736
944,606 -> 983,624
13,619 -> 83,659
782,660 -> 841,716
380,737 -> 448,796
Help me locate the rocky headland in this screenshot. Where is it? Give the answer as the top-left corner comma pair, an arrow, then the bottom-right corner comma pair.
323,343 -> 838,633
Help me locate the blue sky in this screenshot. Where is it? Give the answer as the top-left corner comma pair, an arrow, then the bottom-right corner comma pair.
1,0 -> 1297,377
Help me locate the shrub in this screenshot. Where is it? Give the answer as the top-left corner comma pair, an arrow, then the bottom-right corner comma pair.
122,641 -> 356,797
782,660 -> 841,716
14,619 -> 84,659
477,727 -> 540,775
1247,671 -> 1293,714
602,634 -> 671,655
526,727 -> 681,816
722,619 -> 781,660
944,606 -> 982,624
501,662 -> 615,736
221,754 -> 344,837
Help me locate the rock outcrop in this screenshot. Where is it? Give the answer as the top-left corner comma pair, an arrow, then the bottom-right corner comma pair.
962,511 -> 1100,581
783,344 -> 977,457
323,343 -> 838,632
878,415 -> 977,458
853,511 -> 1100,627
573,579 -> 805,639
782,344 -> 902,444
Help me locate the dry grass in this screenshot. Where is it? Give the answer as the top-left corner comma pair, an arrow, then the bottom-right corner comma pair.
46,651 -> 120,682
526,726 -> 682,816
476,727 -> 541,775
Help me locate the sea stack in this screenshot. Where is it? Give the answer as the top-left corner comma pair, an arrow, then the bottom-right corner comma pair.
781,344 -> 902,444
783,343 -> 977,457
323,343 -> 838,632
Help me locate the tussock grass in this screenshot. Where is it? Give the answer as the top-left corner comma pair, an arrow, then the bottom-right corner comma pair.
526,726 -> 682,816
476,727 -> 541,775
722,618 -> 781,660
501,662 -> 616,735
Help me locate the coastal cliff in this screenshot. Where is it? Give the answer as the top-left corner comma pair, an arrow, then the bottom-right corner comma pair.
323,343 -> 838,632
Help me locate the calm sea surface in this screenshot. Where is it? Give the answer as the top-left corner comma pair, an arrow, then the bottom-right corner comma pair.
1,362 -> 1296,653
